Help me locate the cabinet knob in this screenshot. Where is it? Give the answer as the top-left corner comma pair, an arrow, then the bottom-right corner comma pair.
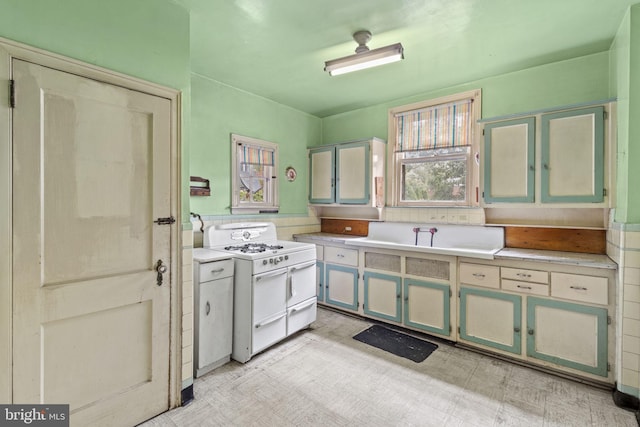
528,328 -> 534,335
514,327 -> 521,333
529,165 -> 535,171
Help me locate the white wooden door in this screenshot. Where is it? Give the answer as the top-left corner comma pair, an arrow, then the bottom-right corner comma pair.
12,59 -> 172,426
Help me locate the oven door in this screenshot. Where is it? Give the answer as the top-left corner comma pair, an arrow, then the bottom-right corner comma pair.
288,260 -> 317,307
252,267 -> 287,354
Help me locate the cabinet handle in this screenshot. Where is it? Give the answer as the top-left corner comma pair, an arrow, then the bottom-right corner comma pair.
514,327 -> 520,333
516,273 -> 532,278
529,165 -> 535,171
396,293 -> 401,299
205,301 -> 211,316
211,268 -> 225,274
404,296 -> 408,302
528,328 -> 534,335
543,164 -> 549,170
517,285 -> 532,290
472,273 -> 485,278
337,254 -> 345,258
255,313 -> 286,329
570,286 -> 588,291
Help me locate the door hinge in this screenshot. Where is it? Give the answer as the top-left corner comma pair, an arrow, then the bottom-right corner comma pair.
457,326 -> 460,334
603,188 -> 607,197
482,129 -> 485,136
608,362 -> 611,372
604,111 -> 608,120
449,289 -> 452,297
458,290 -> 461,298
607,315 -> 612,325
154,216 -> 176,225
9,79 -> 15,108
449,325 -> 452,333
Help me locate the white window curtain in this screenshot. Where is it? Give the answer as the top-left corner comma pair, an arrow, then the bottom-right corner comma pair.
395,98 -> 473,151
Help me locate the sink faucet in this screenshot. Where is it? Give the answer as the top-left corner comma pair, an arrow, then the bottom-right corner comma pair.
412,227 -> 438,247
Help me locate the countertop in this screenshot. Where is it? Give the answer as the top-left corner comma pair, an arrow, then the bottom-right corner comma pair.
293,233 -> 617,269
193,248 -> 233,263
495,248 -> 617,270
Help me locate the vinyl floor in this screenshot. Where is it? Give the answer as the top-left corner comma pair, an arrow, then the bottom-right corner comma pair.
140,307 -> 637,426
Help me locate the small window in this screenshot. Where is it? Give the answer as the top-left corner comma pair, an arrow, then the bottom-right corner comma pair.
231,134 -> 279,214
390,90 -> 481,206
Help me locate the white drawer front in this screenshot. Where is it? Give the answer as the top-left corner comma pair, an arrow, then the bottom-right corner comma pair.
199,258 -> 235,282
324,246 -> 358,266
502,279 -> 549,296
551,272 -> 608,305
459,263 -> 500,289
501,267 -> 548,284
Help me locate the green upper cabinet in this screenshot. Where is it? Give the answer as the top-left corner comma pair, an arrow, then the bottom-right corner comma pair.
308,146 -> 335,204
541,107 -> 605,203
482,104 -> 608,205
308,137 -> 385,206
483,117 -> 535,203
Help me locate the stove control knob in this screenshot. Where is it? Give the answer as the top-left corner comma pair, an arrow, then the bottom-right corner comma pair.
274,258 -> 279,265
284,255 -> 289,260
269,259 -> 274,264
279,256 -> 284,261
263,260 -> 268,265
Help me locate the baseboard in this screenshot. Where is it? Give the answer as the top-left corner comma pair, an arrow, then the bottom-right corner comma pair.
181,384 -> 194,406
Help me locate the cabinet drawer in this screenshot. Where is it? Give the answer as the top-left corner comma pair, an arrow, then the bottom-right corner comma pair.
459,263 -> 500,289
502,279 -> 549,296
324,246 -> 358,266
501,267 -> 548,284
550,272 -> 608,305
199,259 -> 235,282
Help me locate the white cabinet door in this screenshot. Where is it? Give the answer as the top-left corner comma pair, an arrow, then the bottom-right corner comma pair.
527,297 -> 608,377
309,146 -> 335,203
541,106 -> 604,203
336,142 -> 370,203
325,264 -> 359,311
404,279 -> 451,337
483,117 -> 535,203
363,272 -> 401,322
459,287 -> 522,355
195,277 -> 233,376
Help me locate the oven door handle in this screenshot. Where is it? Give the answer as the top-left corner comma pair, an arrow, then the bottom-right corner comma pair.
255,312 -> 286,329
255,268 -> 287,281
289,260 -> 316,273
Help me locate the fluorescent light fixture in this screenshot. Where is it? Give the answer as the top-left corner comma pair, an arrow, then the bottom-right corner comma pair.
324,30 -> 404,76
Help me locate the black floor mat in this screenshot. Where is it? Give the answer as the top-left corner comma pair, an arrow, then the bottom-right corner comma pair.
353,324 -> 438,363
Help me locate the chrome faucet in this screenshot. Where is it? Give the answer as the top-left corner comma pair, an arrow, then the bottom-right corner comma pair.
412,227 -> 438,246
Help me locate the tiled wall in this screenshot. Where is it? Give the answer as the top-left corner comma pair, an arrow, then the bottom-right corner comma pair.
608,220 -> 640,398
181,227 -> 194,391
384,207 -> 486,225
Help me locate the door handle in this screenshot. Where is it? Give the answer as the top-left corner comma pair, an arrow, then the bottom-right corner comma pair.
155,259 -> 167,286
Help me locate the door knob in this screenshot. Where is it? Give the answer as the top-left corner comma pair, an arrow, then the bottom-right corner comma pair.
155,259 -> 167,286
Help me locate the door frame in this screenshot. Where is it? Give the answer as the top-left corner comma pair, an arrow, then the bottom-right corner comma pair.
0,36 -> 182,408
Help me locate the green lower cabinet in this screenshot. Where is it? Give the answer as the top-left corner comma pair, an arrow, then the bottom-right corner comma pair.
316,261 -> 325,303
325,264 -> 358,311
404,279 -> 450,336
363,271 -> 402,322
526,297 -> 608,377
459,287 -> 522,355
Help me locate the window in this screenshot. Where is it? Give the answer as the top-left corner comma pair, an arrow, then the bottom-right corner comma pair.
231,134 -> 279,214
389,90 -> 481,206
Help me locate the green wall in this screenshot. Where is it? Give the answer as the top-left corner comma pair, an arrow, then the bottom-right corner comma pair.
611,5 -> 640,224
321,51 -> 610,145
189,74 -> 321,216
0,0 -> 192,221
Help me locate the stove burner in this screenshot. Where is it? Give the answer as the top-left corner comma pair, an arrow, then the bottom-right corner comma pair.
224,243 -> 284,253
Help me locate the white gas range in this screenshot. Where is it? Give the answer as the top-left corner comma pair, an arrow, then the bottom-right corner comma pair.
204,222 -> 317,363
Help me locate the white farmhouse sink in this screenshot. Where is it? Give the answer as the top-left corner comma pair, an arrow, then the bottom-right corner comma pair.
346,222 -> 504,259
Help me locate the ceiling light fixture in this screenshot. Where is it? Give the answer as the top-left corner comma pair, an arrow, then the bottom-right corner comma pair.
324,30 -> 404,76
